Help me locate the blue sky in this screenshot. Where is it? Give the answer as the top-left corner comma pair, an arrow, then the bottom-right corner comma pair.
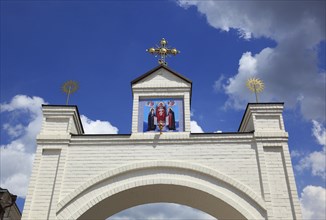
1,0 -> 325,219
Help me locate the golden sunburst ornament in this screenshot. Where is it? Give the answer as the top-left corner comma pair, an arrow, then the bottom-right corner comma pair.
62,80 -> 79,105
246,77 -> 264,103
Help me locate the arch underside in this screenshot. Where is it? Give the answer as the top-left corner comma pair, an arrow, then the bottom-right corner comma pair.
80,184 -> 246,220
57,161 -> 267,220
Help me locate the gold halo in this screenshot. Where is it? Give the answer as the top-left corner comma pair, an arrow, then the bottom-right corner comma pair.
62,80 -> 79,94
246,78 -> 264,93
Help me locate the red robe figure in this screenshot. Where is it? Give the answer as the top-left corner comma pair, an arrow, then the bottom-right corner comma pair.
156,102 -> 166,126
167,107 -> 176,130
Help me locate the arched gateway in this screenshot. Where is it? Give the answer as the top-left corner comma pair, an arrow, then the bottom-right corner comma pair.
22,65 -> 302,219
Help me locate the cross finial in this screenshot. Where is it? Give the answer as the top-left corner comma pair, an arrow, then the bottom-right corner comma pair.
146,38 -> 180,66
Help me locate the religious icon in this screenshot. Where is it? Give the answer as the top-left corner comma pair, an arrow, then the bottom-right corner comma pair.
156,102 -> 166,127
167,107 -> 176,130
141,98 -> 183,133
147,108 -> 156,131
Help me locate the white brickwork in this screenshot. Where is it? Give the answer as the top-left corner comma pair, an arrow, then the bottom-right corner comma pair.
22,66 -> 302,219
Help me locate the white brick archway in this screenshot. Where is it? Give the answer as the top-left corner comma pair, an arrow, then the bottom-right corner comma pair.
22,66 -> 302,219
22,103 -> 303,220
57,161 -> 266,219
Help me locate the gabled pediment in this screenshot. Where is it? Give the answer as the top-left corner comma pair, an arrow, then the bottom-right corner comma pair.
132,65 -> 192,89
131,65 -> 192,133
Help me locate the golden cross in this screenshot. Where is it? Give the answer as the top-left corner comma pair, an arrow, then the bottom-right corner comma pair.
146,38 -> 180,66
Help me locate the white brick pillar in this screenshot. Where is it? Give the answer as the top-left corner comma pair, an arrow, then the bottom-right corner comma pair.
239,103 -> 286,133
39,105 -> 84,138
22,105 -> 83,220
240,103 -> 302,219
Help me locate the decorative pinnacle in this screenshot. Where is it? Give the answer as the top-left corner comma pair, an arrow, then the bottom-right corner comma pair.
146,38 -> 180,66
62,80 -> 79,105
246,77 -> 264,103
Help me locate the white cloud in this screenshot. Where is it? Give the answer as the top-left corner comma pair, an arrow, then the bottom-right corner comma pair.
1,95 -> 45,197
300,185 -> 326,220
190,121 -> 204,133
109,203 -> 215,219
223,48 -> 326,120
223,51 -> 263,109
0,95 -> 45,114
190,110 -> 204,133
0,153 -> 34,197
292,122 -> 326,219
178,1 -> 325,43
2,123 -> 24,138
312,120 -> 326,146
290,150 -> 303,158
81,115 -> 118,134
1,95 -> 119,197
178,1 -> 326,121
296,121 -> 326,180
297,149 -> 326,180
213,75 -> 225,93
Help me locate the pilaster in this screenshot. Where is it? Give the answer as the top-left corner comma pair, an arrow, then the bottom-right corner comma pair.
22,105 -> 83,220
241,103 -> 302,219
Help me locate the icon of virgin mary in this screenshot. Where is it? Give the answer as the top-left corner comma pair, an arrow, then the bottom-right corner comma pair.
156,102 -> 166,126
